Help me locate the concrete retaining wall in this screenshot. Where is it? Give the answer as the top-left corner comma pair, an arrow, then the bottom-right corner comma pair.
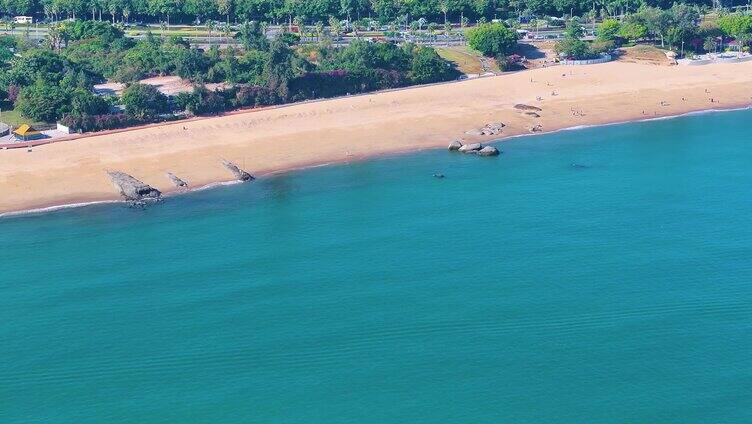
678,54 -> 752,66
560,54 -> 613,66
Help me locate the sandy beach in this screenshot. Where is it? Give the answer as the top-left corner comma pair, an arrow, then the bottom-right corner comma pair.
2,60 -> 752,215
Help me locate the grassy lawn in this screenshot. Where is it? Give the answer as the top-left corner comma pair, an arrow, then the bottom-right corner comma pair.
435,46 -> 499,75
125,28 -> 220,37
0,107 -> 45,128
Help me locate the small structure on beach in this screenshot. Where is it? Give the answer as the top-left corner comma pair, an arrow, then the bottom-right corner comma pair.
13,124 -> 44,141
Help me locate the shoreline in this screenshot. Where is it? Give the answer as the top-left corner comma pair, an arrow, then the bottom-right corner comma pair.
2,61 -> 752,218
2,104 -> 749,219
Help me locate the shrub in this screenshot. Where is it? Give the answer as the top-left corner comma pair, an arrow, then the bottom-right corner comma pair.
590,40 -> 615,54
555,38 -> 597,60
234,85 -> 276,107
6,85 -> 20,103
60,113 -> 145,132
181,87 -> 230,115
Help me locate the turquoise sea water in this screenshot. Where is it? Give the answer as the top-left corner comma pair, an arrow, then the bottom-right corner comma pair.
2,110 -> 752,423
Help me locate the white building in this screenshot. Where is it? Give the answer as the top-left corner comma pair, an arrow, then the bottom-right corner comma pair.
13,16 -> 33,24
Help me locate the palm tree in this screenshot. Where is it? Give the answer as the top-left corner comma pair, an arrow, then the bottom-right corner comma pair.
109,2 -> 118,23
440,1 -> 449,27
207,20 -> 216,45
293,16 -> 304,38
328,16 -> 341,38
50,3 -> 60,23
222,23 -> 231,43
427,22 -> 437,40
47,24 -> 61,50
315,21 -> 324,42
217,0 -> 231,28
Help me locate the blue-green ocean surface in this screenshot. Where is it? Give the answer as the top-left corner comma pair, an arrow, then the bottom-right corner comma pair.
2,110 -> 752,423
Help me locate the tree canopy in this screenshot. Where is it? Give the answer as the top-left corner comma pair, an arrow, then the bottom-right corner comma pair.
466,23 -> 518,57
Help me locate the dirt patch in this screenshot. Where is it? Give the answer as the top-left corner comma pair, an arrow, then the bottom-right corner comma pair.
516,41 -> 558,69
94,76 -> 230,97
617,45 -> 676,66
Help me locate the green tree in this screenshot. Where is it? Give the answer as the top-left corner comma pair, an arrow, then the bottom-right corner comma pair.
410,45 -> 457,84
16,80 -> 70,122
264,37 -> 295,102
465,22 -> 517,57
597,18 -> 620,41
70,88 -> 110,115
618,21 -> 647,41
717,14 -> 752,41
236,21 -> 269,50
564,18 -> 585,39
121,83 -> 169,119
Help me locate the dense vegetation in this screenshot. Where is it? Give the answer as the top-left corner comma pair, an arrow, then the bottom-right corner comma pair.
556,18 -> 613,60
0,20 -> 458,131
2,0 -> 751,27
2,0 -> 752,133
552,6 -> 752,60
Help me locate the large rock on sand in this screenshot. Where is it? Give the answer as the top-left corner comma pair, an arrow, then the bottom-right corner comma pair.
107,171 -> 162,202
480,122 -> 505,136
448,140 -> 463,151
478,146 -> 500,156
222,160 -> 255,182
167,172 -> 188,188
458,143 -> 483,153
514,104 -> 542,112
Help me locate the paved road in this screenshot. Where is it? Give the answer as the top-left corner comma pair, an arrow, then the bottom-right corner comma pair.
1,25 -> 591,48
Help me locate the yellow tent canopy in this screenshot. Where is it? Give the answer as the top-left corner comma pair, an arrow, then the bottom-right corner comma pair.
13,124 -> 41,137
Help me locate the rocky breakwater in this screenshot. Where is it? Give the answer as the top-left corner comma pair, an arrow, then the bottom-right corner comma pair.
107,171 -> 162,205
448,141 -> 500,157
222,160 -> 255,182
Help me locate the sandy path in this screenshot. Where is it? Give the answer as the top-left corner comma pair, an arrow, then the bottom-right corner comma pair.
2,61 -> 752,215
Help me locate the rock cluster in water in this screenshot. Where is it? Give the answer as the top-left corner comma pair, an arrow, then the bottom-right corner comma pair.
107,171 -> 162,204
222,160 -> 255,181
448,141 -> 500,156
106,160 -> 256,208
